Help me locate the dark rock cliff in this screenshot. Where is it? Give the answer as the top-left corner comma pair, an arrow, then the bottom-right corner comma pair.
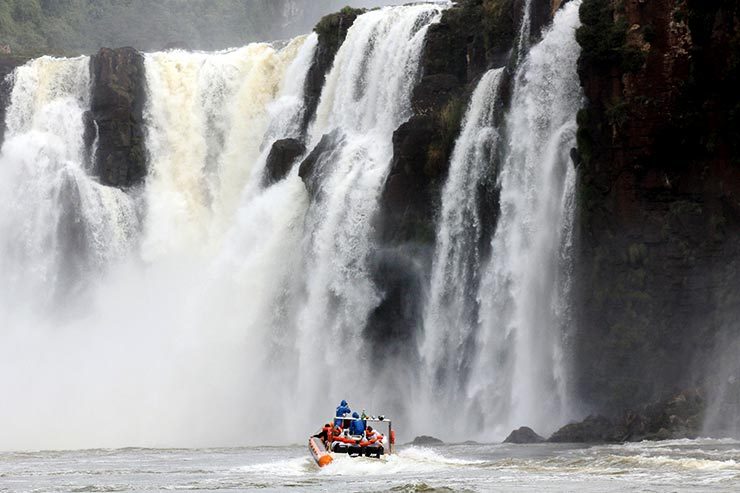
263,138 -> 306,186
549,389 -> 705,443
301,7 -> 364,134
87,47 -> 147,188
377,0 -> 560,245
380,0 -> 524,245
574,0 -> 740,414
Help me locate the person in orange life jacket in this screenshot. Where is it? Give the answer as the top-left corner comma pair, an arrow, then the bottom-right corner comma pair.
362,426 -> 383,446
312,423 -> 334,447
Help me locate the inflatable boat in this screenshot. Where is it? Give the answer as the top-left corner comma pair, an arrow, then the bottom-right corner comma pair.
308,416 -> 395,467
308,435 -> 333,467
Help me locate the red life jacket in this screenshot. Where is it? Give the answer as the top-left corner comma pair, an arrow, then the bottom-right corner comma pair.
361,430 -> 383,446
322,425 -> 333,442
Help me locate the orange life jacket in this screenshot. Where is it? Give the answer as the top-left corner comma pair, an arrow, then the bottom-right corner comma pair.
360,430 -> 383,447
321,425 -> 333,443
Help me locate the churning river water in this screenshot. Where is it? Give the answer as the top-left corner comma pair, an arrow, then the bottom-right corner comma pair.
2,439 -> 739,492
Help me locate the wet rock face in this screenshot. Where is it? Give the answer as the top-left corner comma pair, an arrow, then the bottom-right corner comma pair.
379,0 -> 506,245
548,415 -> 620,443
298,130 -> 344,200
301,7 -> 364,134
371,0 -> 544,351
548,390 -> 705,443
504,427 -> 546,444
380,116 -> 444,245
365,246 -> 428,358
410,435 -> 444,446
574,0 -> 740,414
88,47 -> 147,188
263,138 -> 305,187
377,0 -> 559,246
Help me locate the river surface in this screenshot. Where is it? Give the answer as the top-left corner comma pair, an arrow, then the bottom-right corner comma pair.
2,439 -> 739,492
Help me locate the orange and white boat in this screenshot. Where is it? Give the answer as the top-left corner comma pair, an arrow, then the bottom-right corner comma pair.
308,416 -> 396,468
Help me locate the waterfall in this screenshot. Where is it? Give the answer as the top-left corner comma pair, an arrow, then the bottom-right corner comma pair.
0,5 -> 447,449
419,1 -> 583,440
0,36 -> 319,449
0,56 -> 137,315
422,68 -> 505,432
0,0 -> 588,450
293,3 -> 445,424
141,36 -> 311,258
470,0 -> 583,438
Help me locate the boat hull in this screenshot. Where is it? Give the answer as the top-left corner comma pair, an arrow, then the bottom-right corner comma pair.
331,441 -> 384,458
308,436 -> 333,467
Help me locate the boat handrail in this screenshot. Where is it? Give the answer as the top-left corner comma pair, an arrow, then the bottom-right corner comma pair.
333,416 -> 391,422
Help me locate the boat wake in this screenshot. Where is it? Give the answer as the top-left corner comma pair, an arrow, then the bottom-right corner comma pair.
238,447 -> 483,478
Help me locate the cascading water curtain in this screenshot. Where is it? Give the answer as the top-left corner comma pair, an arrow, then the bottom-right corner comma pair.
471,0 -> 583,439
419,0 -> 584,441
291,4 -> 445,431
0,36 -> 319,449
422,68 -> 506,437
0,55 -> 138,316
0,4 -> 449,449
0,1 -> 584,449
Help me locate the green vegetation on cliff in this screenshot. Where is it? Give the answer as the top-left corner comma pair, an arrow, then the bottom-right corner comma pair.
314,7 -> 365,56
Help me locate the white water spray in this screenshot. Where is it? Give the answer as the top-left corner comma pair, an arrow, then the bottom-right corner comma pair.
0,1 -> 586,450
0,56 -> 137,316
142,37 -> 309,258
416,1 -> 583,441
469,0 -> 583,438
421,68 -> 505,429
291,5 -> 445,423
0,5 -> 446,449
0,38 -> 317,450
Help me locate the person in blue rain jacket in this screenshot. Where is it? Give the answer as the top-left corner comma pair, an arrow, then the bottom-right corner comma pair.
334,400 -> 351,427
348,411 -> 365,436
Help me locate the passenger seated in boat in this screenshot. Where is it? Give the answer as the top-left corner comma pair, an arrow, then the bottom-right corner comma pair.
312,423 -> 333,447
360,426 -> 384,457
349,412 -> 365,436
363,426 -> 383,446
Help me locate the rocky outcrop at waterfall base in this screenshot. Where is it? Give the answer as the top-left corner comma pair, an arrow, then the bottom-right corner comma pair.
263,138 -> 305,186
504,427 -> 546,444
548,389 -> 705,443
573,0 -> 740,416
87,47 -> 147,188
410,435 -> 444,446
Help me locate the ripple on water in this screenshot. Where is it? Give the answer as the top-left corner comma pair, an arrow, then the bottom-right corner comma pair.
4,441 -> 740,492
69,486 -> 127,492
